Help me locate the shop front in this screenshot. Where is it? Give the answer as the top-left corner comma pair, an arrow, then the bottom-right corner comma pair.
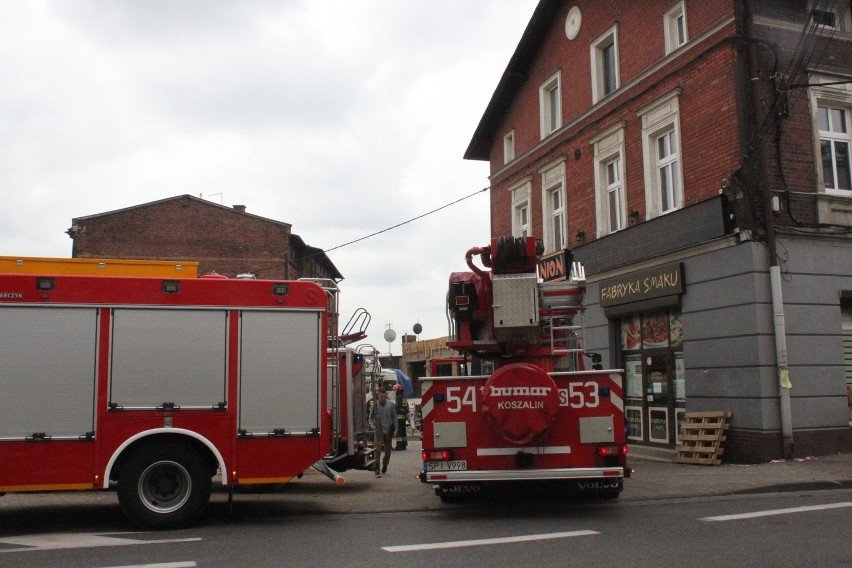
600,262 -> 685,447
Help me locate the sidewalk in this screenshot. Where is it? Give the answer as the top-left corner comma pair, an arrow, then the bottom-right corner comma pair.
291,440 -> 852,512
625,448 -> 852,500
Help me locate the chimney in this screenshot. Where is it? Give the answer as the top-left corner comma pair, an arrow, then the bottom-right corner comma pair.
233,205 -> 246,213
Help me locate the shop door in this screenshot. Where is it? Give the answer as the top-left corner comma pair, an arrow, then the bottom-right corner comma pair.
644,352 -> 674,444
620,310 -> 684,446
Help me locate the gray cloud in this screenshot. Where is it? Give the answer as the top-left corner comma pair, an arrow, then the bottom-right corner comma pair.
0,0 -> 537,352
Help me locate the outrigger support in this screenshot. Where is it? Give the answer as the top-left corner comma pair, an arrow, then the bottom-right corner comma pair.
312,460 -> 346,486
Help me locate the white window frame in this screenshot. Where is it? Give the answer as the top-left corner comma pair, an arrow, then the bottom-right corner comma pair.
503,130 -> 516,164
808,0 -> 852,32
511,178 -> 532,238
639,89 -> 684,218
664,2 -> 688,54
539,71 -> 562,139
590,25 -> 620,104
539,159 -> 567,252
810,78 -> 852,196
591,122 -> 627,236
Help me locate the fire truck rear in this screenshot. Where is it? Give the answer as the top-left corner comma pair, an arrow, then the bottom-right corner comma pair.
0,270 -> 373,528
419,236 -> 629,501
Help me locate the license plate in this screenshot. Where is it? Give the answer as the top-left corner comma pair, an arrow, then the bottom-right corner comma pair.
426,460 -> 467,471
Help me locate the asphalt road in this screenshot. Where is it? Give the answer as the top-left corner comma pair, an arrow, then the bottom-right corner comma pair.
1,440 -> 851,567
1,489 -> 851,567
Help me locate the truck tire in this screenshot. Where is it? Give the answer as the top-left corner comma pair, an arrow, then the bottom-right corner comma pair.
117,442 -> 212,530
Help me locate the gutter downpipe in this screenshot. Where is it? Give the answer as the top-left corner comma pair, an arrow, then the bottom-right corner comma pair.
743,1 -> 795,459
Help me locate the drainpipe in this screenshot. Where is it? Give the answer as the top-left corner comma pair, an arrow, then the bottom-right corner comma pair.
743,1 -> 795,459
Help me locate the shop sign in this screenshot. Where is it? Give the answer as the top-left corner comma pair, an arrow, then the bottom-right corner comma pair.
599,262 -> 684,307
537,250 -> 567,282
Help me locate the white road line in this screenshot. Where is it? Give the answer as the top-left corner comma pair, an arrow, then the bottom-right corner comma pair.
98,563 -> 196,568
699,501 -> 852,522
0,533 -> 201,553
382,530 -> 599,552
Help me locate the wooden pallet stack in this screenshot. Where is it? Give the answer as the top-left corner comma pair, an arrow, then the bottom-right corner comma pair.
675,411 -> 732,465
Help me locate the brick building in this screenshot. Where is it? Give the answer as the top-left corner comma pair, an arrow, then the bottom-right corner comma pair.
67,195 -> 342,282
467,1 -> 852,462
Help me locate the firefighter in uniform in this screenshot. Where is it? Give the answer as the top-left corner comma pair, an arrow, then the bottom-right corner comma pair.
393,384 -> 409,450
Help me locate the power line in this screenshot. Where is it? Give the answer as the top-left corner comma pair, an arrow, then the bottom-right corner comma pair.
322,186 -> 489,254
252,186 -> 490,275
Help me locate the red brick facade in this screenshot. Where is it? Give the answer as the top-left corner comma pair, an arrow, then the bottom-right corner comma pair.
482,1 -> 743,244
68,195 -> 341,281
475,0 -> 852,248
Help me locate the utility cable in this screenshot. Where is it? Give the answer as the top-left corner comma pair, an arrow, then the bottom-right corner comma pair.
322,186 -> 489,254
251,186 -> 490,275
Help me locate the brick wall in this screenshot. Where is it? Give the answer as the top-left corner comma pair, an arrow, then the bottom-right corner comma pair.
70,195 -> 337,281
487,0 -> 740,247
726,428 -> 852,464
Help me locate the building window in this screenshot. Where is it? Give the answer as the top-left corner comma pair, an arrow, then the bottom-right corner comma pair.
540,160 -> 566,252
656,130 -> 682,212
591,25 -> 619,103
503,130 -> 515,164
539,72 -> 562,139
819,105 -> 852,192
606,157 -> 625,231
639,90 -> 684,218
549,186 -> 566,250
809,0 -> 852,31
664,2 -> 688,54
511,180 -> 532,238
591,122 -> 627,236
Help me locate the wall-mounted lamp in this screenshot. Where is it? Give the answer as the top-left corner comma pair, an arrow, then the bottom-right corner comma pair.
629,210 -> 640,225
575,230 -> 586,243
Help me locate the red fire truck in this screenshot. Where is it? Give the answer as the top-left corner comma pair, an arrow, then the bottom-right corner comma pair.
0,272 -> 372,528
419,236 -> 629,501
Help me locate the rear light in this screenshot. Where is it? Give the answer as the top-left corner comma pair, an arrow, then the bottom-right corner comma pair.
422,449 -> 451,461
597,444 -> 627,457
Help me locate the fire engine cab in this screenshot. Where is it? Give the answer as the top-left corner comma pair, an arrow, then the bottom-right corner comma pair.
0,271 -> 373,528
419,236 -> 629,501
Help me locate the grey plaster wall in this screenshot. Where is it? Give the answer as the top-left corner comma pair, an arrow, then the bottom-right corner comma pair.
580,236 -> 851,433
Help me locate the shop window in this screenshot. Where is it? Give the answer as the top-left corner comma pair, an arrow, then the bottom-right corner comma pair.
620,309 -> 684,445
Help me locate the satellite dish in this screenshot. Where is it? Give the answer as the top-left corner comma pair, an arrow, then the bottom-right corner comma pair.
383,328 -> 397,342
413,323 -> 422,335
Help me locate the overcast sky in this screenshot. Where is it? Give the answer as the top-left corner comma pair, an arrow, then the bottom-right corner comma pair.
0,0 -> 538,355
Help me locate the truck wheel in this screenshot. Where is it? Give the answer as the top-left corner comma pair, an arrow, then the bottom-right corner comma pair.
118,442 -> 212,529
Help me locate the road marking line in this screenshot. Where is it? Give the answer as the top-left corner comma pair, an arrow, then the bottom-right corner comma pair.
0,533 -> 201,553
98,563 -> 196,568
699,501 -> 852,522
383,530 -> 599,552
